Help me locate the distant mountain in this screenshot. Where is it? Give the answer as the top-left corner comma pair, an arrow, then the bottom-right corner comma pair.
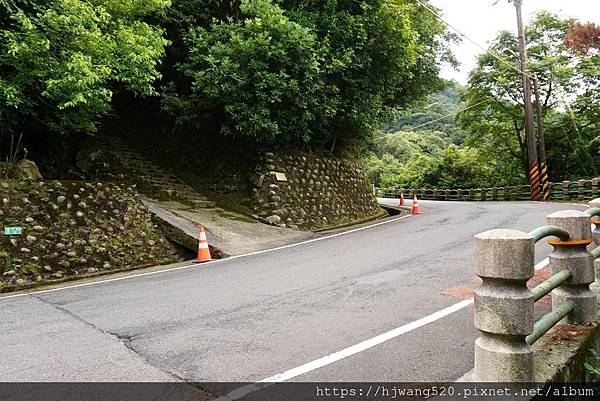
380,81 -> 467,144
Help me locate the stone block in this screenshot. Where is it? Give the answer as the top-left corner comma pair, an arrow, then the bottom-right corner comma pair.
546,210 -> 591,241
474,336 -> 533,382
474,229 -> 534,280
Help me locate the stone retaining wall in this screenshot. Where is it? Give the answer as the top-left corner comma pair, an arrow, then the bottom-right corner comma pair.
250,152 -> 380,230
0,180 -> 183,291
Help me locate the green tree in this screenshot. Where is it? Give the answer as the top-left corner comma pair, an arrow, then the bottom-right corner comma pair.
169,0 -> 335,145
164,0 -> 456,153
371,130 -> 451,163
0,0 -> 169,137
459,12 -> 599,182
381,81 -> 467,144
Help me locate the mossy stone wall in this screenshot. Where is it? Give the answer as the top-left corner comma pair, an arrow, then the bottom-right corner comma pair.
250,152 -> 380,230
0,180 -> 181,290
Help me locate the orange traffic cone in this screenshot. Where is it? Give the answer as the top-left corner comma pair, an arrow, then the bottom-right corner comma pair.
196,227 -> 212,263
412,195 -> 421,215
399,193 -> 405,206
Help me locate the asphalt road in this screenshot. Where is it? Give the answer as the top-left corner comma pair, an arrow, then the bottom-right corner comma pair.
0,199 -> 589,383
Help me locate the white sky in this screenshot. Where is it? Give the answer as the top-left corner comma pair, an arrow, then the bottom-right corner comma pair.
429,0 -> 600,83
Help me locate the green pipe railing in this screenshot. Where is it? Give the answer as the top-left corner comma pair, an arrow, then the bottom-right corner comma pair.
526,301 -> 575,345
585,208 -> 600,217
529,225 -> 571,243
530,270 -> 572,302
592,246 -> 600,260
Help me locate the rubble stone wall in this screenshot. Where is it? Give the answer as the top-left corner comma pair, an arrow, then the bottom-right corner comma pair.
250,152 -> 381,230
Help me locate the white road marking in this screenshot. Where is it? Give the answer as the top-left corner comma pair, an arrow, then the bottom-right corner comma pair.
0,214 -> 412,301
260,299 -> 474,382
535,257 -> 549,270
215,249 -> 555,401
215,299 -> 474,400
249,253 -> 554,385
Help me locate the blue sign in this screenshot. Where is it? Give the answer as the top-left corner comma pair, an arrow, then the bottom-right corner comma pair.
4,227 -> 23,235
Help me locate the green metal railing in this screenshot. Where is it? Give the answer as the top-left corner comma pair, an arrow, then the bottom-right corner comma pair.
530,269 -> 571,302
529,225 -> 570,243
376,177 -> 600,202
526,301 -> 575,345
585,208 -> 600,217
523,219 -> 599,345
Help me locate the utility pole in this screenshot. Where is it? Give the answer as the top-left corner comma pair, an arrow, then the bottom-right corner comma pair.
512,0 -> 541,200
533,78 -> 550,200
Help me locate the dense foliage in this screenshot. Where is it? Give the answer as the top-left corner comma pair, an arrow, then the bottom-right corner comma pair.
170,0 -> 334,144
368,12 -> 600,191
163,0 -> 455,153
459,12 -> 600,182
381,83 -> 467,144
0,0 -> 168,137
565,20 -> 600,53
363,83 -> 502,189
1,0 -> 455,175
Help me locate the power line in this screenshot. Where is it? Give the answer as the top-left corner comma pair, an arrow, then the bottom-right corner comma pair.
555,87 -> 596,174
413,0 -> 535,80
376,98 -> 491,138
410,98 -> 491,130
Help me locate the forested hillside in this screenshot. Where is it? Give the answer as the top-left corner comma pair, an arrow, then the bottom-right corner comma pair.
363,82 -> 500,189
0,0 -> 455,182
0,2 -> 598,192
366,12 -> 600,190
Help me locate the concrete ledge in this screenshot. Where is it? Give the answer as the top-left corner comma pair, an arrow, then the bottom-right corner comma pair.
459,311 -> 600,385
145,200 -> 228,258
532,320 -> 599,382
379,203 -> 412,215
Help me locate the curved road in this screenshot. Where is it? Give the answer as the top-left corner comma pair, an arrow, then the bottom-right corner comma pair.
0,199 -> 589,383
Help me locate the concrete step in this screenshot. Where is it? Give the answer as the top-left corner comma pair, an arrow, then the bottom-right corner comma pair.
191,199 -> 216,208
94,134 -> 214,206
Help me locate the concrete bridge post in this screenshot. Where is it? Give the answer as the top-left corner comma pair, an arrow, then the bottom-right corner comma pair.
592,178 -> 600,199
473,229 -> 534,381
578,179 -> 587,200
590,199 -> 600,294
546,210 -> 596,324
562,181 -> 571,200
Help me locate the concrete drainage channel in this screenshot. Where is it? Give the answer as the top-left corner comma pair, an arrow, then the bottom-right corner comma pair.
146,198 -> 404,260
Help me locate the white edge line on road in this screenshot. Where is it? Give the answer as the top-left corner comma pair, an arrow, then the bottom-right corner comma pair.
260,299 -> 474,382
218,252 -> 553,401
535,257 -> 549,270
215,299 -> 474,401
0,214 -> 412,301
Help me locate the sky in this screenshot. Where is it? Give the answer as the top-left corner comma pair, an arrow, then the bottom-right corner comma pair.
428,0 -> 600,83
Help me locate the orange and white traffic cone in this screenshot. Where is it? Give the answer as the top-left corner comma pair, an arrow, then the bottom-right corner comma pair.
196,226 -> 212,263
411,194 -> 421,215
399,193 -> 405,206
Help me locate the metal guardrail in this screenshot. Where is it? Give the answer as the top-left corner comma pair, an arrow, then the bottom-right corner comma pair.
376,177 -> 600,202
472,198 -> 600,382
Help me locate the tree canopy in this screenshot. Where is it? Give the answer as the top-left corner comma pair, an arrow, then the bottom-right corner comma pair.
161,0 -> 456,154
0,0 -> 457,170
0,0 -> 169,137
363,13 -> 600,190
458,12 -> 599,182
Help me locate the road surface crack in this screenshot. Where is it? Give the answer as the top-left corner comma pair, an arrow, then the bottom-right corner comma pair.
28,294 -> 189,383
